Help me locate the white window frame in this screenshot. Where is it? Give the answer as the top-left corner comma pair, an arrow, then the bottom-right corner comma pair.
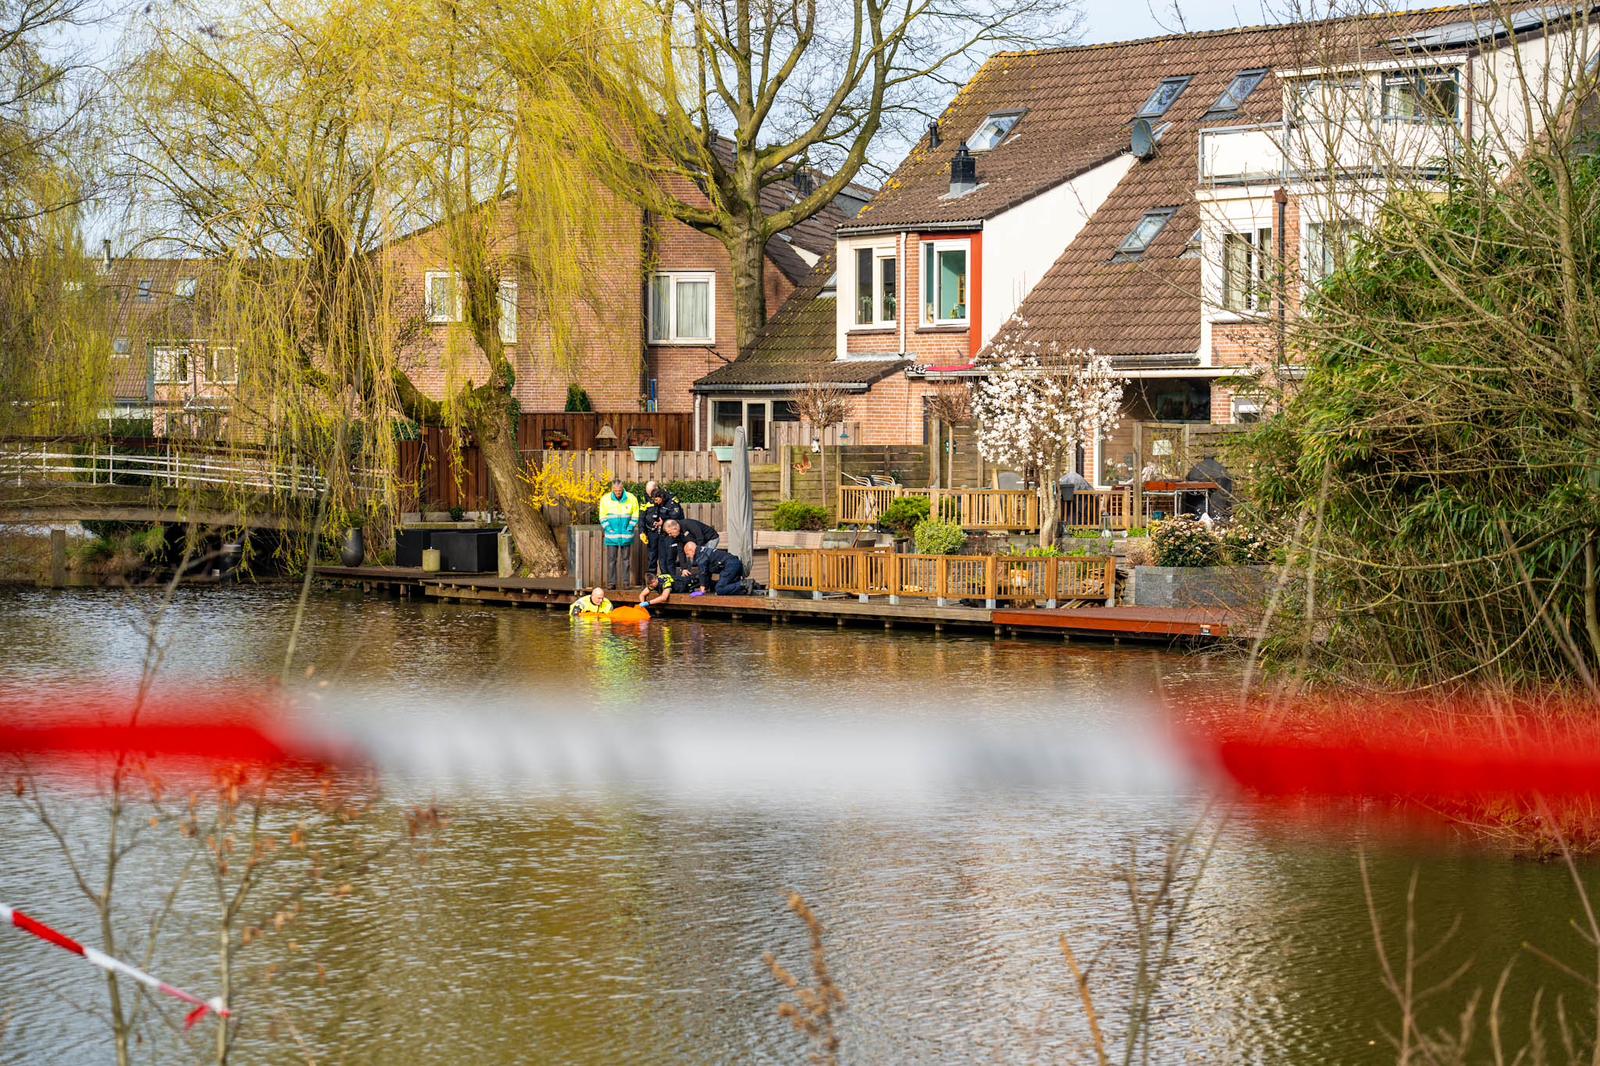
648,271 -> 715,345
206,346 -> 239,385
153,346 -> 190,385
968,110 -> 1023,152
425,270 -> 462,324
498,278 -> 518,344
1382,69 -> 1460,125
850,244 -> 898,329
922,238 -> 971,327
1220,226 -> 1273,314
1231,394 -> 1265,424
1303,220 -> 1359,290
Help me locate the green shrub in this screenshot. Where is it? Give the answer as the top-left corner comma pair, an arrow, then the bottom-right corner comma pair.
70,538 -> 113,565
377,548 -> 396,566
131,525 -> 167,558
913,518 -> 966,555
448,505 -> 466,522
625,478 -> 720,503
1002,544 -> 1061,558
879,496 -> 930,538
771,500 -> 829,531
1149,517 -> 1222,567
564,384 -> 592,412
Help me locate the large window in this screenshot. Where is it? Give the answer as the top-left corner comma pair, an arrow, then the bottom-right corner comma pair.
1221,227 -> 1273,313
922,240 -> 969,325
425,271 -> 461,323
648,271 -> 714,344
206,346 -> 239,385
153,346 -> 189,384
853,246 -> 897,327
1305,221 -> 1358,287
1289,77 -> 1368,125
1383,70 -> 1459,124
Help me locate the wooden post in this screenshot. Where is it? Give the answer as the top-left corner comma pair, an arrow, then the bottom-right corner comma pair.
48,528 -> 66,588
935,554 -> 949,608
984,555 -> 997,610
1103,556 -> 1117,607
1045,556 -> 1058,610
857,550 -> 869,604
780,445 -> 792,501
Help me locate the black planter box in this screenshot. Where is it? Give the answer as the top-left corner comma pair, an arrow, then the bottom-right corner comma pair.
432,530 -> 500,574
395,529 -> 432,568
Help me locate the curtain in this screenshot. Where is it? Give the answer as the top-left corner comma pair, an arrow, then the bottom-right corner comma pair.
676,278 -> 710,341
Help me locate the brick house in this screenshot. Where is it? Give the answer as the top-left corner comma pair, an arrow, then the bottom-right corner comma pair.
98,255 -> 235,437
384,168 -> 868,431
705,3 -> 1596,480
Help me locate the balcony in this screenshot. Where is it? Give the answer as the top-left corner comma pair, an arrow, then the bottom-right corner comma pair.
1199,120 -> 1461,185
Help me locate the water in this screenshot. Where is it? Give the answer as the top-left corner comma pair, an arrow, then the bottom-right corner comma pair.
0,584 -> 1595,1063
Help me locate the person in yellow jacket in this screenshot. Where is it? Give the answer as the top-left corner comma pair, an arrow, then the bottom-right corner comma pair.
598,479 -> 641,588
570,586 -> 613,617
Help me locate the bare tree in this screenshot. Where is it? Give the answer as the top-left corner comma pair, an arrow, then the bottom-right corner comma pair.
792,376 -> 851,513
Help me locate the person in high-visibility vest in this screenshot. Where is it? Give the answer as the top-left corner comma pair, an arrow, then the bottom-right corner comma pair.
570,587 -> 613,617
598,479 -> 640,589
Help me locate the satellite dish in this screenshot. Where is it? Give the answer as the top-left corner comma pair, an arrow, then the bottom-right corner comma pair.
1131,118 -> 1157,160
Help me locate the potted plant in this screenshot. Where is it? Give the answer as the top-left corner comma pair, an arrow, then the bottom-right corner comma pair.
712,433 -> 736,462
630,435 -> 661,462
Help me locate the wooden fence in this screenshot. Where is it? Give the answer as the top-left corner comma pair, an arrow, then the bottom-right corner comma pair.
1062,489 -> 1135,531
768,548 -> 1115,607
837,486 -> 1040,532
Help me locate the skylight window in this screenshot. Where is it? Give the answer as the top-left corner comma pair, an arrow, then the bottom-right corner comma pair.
1137,77 -> 1191,119
175,277 -> 197,299
1116,208 -> 1178,259
968,110 -> 1023,151
1207,69 -> 1268,116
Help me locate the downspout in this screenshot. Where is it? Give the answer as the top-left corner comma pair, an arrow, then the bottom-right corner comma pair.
641,208 -> 655,409
693,394 -> 702,451
898,231 -> 907,356
1274,186 -> 1288,374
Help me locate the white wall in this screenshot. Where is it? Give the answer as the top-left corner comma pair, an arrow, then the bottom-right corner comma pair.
1472,19 -> 1597,160
979,153 -> 1137,348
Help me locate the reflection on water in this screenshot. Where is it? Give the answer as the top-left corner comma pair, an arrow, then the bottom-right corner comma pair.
0,585 -> 1596,1064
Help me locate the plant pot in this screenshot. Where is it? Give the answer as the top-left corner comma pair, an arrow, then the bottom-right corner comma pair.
630,445 -> 661,462
340,527 -> 365,567
712,445 -> 736,462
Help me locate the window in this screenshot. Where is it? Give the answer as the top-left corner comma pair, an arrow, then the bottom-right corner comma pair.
174,277 -> 198,299
153,346 -> 189,384
206,347 -> 239,384
969,110 -> 1023,151
922,240 -> 968,325
1116,208 -> 1178,259
711,400 -> 742,446
1231,394 -> 1264,424
112,337 -> 130,356
1221,227 -> 1273,313
137,278 -> 153,301
498,280 -> 518,344
1181,228 -> 1202,260
1305,221 -> 1358,286
852,246 -> 897,327
1383,70 -> 1459,124
1289,77 -> 1367,125
773,400 -> 800,423
1137,76 -> 1192,119
1208,69 -> 1268,116
425,271 -> 461,323
648,271 -> 714,344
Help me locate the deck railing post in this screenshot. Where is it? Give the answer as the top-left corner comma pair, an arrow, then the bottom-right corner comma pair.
1046,556 -> 1058,610
857,550 -> 869,604
984,555 -> 997,610
810,548 -> 822,601
935,554 -> 949,607
1103,556 -> 1116,607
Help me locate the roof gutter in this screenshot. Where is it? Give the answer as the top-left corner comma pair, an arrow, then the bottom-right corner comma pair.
835,219 -> 984,237
692,381 -> 874,394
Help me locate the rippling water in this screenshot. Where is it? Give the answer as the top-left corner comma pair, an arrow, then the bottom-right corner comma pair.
0,584 -> 1596,1064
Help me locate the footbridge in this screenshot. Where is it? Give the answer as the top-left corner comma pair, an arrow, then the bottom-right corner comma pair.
0,436 -> 337,531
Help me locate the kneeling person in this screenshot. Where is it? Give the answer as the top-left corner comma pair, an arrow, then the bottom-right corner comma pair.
638,571 -> 674,607
695,545 -> 746,596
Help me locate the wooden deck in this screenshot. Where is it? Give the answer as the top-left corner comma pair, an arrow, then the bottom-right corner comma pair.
314,566 -> 1238,643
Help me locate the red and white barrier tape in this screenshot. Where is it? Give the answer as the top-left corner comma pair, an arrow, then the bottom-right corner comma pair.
0,903 -> 229,1028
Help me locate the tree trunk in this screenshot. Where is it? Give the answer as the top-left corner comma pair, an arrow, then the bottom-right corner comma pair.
725,222 -> 769,357
1039,465 -> 1062,550
470,397 -> 564,576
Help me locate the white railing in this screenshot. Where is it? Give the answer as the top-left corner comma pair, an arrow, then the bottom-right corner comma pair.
1200,120 -> 1461,184
0,440 -> 330,496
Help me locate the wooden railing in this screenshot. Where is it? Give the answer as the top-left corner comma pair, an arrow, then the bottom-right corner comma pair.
767,548 -> 1115,607
1062,489 -> 1136,531
836,486 -> 1041,531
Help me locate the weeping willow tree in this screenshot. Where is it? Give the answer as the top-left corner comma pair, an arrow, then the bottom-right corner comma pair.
1237,4 -> 1600,694
0,0 -> 107,435
119,0 -> 657,571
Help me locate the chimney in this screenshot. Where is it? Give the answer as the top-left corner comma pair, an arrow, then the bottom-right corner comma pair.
927,119 -> 941,149
948,144 -> 977,197
101,239 -> 112,269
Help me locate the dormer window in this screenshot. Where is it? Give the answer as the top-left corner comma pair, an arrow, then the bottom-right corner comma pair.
1207,69 -> 1268,117
968,110 -> 1023,151
1137,76 -> 1191,119
1115,208 -> 1178,260
1383,69 -> 1460,124
137,278 -> 152,301
175,277 -> 198,299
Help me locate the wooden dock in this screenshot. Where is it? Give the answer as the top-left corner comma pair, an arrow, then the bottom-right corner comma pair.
315,566 -> 1240,643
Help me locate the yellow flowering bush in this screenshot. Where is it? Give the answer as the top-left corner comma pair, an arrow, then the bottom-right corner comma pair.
519,454 -> 613,524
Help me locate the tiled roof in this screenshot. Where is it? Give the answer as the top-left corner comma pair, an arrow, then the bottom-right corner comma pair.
843,4 -> 1517,235
695,254 -> 907,390
985,7 -> 1489,358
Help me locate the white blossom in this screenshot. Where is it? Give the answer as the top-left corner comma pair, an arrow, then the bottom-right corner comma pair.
968,316 -> 1126,484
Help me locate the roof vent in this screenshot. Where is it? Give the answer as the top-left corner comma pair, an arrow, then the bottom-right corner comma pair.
1131,118 -> 1158,160
927,119 -> 941,149
949,144 -> 977,197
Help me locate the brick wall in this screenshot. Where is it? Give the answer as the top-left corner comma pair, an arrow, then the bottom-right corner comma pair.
1206,194 -> 1309,423
842,232 -> 975,365
841,374 -> 940,445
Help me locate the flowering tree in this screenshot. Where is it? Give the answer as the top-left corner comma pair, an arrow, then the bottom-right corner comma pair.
969,321 -> 1125,546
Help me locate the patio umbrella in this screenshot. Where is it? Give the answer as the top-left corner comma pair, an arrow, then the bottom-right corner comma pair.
726,425 -> 755,575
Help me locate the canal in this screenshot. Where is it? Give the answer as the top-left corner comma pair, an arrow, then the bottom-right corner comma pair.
0,584 -> 1593,1063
